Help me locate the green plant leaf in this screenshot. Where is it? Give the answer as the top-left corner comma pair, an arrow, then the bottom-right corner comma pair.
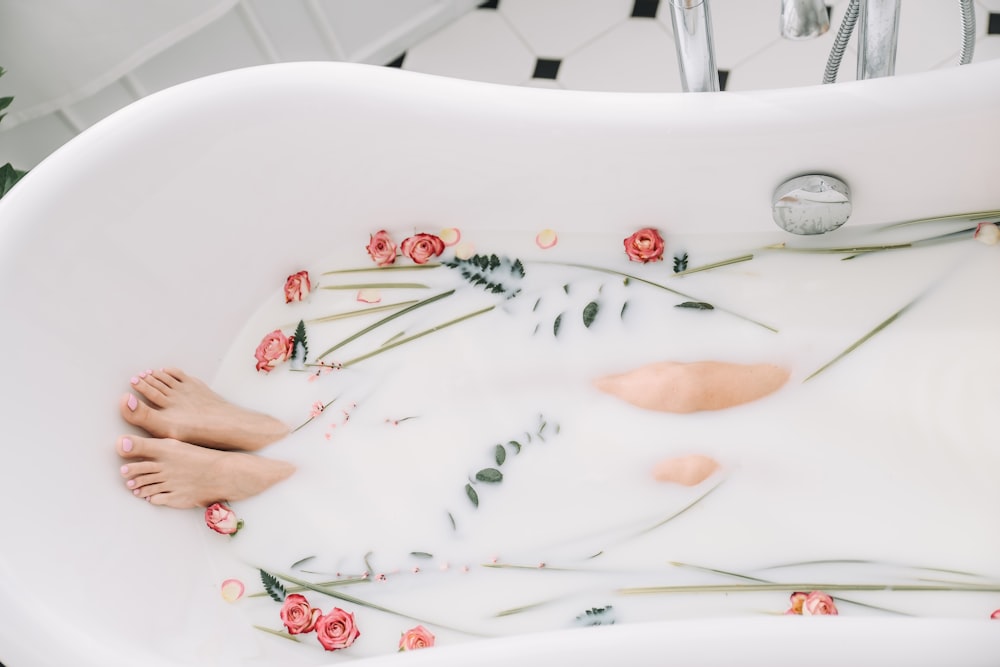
260,569 -> 288,603
466,484 -> 479,507
476,468 -> 503,483
673,252 -> 689,273
292,319 -> 308,363
675,301 -> 714,310
620,301 -> 629,319
582,301 -> 599,328
0,163 -> 27,199
553,313 -> 563,336
508,440 -> 522,454
495,444 -> 506,466
410,551 -> 433,559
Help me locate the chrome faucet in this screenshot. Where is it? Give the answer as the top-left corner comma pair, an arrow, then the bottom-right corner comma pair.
780,0 -> 830,40
667,0 -> 719,92
856,0 -> 901,79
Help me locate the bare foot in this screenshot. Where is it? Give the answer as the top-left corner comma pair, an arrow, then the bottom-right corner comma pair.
117,434 -> 295,508
120,368 -> 290,451
594,361 -> 789,413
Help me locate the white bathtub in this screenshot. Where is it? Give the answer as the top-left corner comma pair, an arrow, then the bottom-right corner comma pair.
1,60 -> 999,666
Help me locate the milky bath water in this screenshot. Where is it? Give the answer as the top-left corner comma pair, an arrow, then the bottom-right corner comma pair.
205,222 -> 1000,661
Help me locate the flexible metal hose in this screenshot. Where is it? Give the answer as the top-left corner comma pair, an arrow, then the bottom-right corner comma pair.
823,0 -> 976,84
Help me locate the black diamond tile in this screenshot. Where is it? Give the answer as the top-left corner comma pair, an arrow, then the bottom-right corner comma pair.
718,69 -> 729,91
533,58 -> 561,80
479,0 -> 499,9
385,53 -> 405,68
632,0 -> 659,19
989,12 -> 1000,35
826,5 -> 833,21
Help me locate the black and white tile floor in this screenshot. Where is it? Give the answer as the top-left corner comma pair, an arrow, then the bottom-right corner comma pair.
394,0 -> 1000,92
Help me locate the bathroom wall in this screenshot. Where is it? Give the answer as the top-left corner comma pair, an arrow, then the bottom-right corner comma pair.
0,0 -> 998,172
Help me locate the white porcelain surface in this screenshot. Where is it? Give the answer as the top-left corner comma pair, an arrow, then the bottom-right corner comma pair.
0,60 -> 999,666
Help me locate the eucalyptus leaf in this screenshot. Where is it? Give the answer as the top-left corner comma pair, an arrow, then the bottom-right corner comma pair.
466,484 -> 479,507
495,444 -> 506,466
582,301 -> 599,328
553,313 -> 563,337
620,301 -> 629,319
508,440 -> 522,454
476,468 -> 503,483
675,301 -> 714,310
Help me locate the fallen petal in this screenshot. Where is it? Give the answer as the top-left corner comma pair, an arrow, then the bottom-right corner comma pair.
974,222 -> 999,245
439,227 -> 461,246
357,289 -> 382,304
536,229 -> 558,249
454,241 -> 476,260
221,579 -> 245,602
652,454 -> 720,486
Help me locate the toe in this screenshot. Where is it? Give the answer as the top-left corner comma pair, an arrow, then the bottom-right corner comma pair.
117,434 -> 166,460
120,460 -> 159,479
133,377 -> 168,406
135,480 -> 168,499
142,372 -> 171,395
129,471 -> 165,491
161,367 -> 189,386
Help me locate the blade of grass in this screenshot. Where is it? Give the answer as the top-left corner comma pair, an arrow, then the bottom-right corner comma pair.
322,263 -> 441,275
253,626 -> 301,643
672,254 -> 755,277
620,582 -> 1000,595
321,283 -> 429,290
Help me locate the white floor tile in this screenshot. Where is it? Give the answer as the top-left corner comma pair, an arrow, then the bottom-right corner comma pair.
500,0 -> 632,59
403,9 -> 535,85
895,0 -> 985,75
559,18 -> 681,92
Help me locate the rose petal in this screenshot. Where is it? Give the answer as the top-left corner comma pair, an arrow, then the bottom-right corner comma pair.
357,289 -> 382,304
974,222 -> 999,245
439,228 -> 461,246
536,229 -> 558,249
220,579 -> 245,602
454,241 -> 476,260
991,609 -> 1000,620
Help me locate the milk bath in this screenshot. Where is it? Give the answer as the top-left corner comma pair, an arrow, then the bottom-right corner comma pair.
203,221 -> 1000,660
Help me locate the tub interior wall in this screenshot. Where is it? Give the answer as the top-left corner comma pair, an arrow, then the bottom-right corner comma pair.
0,61 -> 999,665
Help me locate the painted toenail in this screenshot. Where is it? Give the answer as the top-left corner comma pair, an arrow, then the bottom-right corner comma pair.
127,394 -> 138,411
120,465 -> 129,474
127,480 -> 135,488
122,437 -> 133,452
130,376 -> 139,385
133,489 -> 140,496
139,371 -> 147,378
146,369 -> 153,374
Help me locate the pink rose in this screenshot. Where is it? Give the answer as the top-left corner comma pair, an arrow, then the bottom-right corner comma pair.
785,591 -> 808,615
401,233 -> 445,264
623,227 -> 665,263
280,594 -> 321,635
284,270 -> 312,303
367,230 -> 397,266
254,329 -> 293,373
204,502 -> 242,535
315,607 -> 360,651
991,609 -> 1000,620
801,591 -> 838,616
398,625 -> 435,651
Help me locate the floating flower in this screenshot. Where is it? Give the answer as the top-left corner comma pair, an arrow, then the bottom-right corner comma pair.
786,591 -> 838,616
280,594 -> 322,635
623,227 -> 665,263
283,270 -> 312,303
314,607 -> 360,651
357,288 -> 382,304
401,233 -> 445,264
992,609 -> 1000,620
254,329 -> 294,373
205,502 -> 243,536
454,241 -> 476,259
220,579 -> 245,602
439,227 -> 461,246
310,401 -> 325,418
366,230 -> 397,266
398,625 -> 435,651
536,229 -> 558,249
974,222 -> 999,245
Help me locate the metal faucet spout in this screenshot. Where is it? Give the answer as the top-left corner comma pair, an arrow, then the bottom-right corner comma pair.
668,0 -> 719,92
780,0 -> 830,40
856,0 -> 901,79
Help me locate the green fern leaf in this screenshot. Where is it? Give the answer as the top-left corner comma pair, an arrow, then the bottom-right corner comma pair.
260,569 -> 287,603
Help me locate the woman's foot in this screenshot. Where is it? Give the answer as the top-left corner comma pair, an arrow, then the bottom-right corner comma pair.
593,361 -> 789,413
117,434 -> 295,508
120,368 -> 290,451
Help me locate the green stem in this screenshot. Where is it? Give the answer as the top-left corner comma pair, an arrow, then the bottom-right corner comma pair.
291,395 -> 340,433
533,261 -> 777,333
253,626 -> 301,643
672,254 -> 755,277
803,295 -> 920,382
316,290 -> 454,360
620,582 -> 1000,595
875,209 -> 1000,231
321,283 -> 429,290
248,576 -> 368,598
282,300 -> 419,329
322,263 -> 441,275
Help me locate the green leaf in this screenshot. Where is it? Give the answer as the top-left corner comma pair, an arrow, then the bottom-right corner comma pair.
0,96 -> 12,113
495,444 -> 506,466
465,484 -> 479,507
582,301 -> 599,328
673,252 -> 689,273
476,468 -> 503,483
410,551 -> 433,559
0,163 -> 27,199
553,313 -> 563,337
620,301 -> 629,319
508,440 -> 522,454
447,512 -> 456,530
292,319 -> 308,363
675,301 -> 714,310
260,569 -> 288,603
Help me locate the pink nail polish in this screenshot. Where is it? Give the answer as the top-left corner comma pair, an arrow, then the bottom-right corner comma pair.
139,371 -> 146,378
127,480 -> 135,488
146,369 -> 153,375
122,437 -> 133,452
120,465 -> 129,474
127,395 -> 138,411
130,376 -> 139,385
133,489 -> 140,496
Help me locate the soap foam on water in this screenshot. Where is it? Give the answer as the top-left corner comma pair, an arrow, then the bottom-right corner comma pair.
208,226 -> 1000,658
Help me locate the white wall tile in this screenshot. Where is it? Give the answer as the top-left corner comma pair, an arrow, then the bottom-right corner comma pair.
501,0 -> 632,59
64,80 -> 137,130
560,19 -> 680,92
247,0 -> 342,61
0,113 -> 77,169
